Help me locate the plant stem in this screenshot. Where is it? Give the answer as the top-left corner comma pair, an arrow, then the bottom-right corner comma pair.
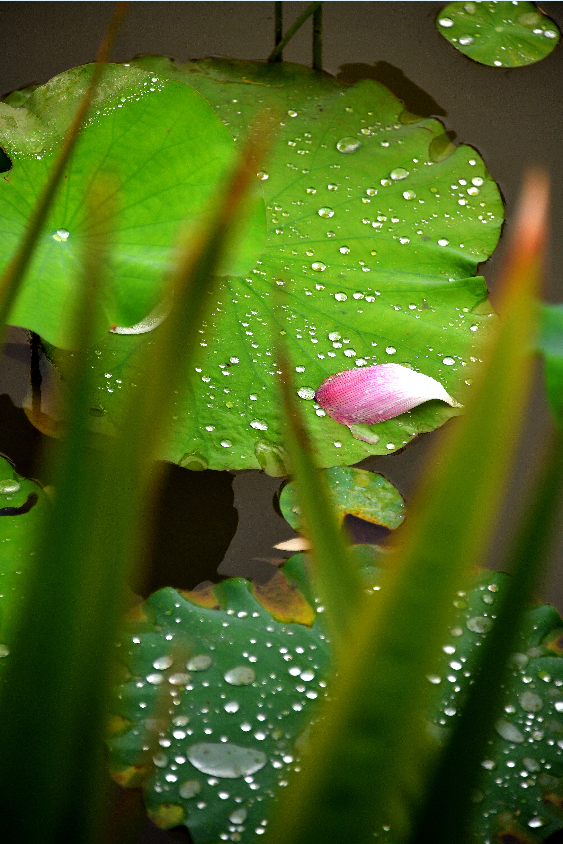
273,2 -> 283,62
267,1 -> 323,63
312,3 -> 323,70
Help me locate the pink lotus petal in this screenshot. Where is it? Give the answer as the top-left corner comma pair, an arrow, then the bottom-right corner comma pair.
315,363 -> 461,425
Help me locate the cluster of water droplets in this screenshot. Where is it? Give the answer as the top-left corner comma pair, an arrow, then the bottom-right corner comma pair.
111,581 -> 331,841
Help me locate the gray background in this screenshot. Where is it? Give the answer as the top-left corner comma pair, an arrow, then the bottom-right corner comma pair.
0,4 -> 562,838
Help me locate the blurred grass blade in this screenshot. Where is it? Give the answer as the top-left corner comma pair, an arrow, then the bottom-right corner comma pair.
539,302 -> 563,428
267,2 -> 323,62
0,179 -> 124,843
409,427 -> 563,844
0,117 -> 268,841
277,351 -> 362,644
0,2 -> 127,342
265,171 -> 546,844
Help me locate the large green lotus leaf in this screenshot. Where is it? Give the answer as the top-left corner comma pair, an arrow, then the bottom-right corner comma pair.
539,303 -> 563,429
0,63 -> 266,348
107,556 -> 331,839
109,559 -> 563,842
0,456 -> 50,659
77,57 -> 502,471
437,1 -> 560,66
279,466 -> 405,531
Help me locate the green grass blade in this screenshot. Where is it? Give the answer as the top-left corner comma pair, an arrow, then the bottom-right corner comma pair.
0,111 -> 267,842
408,427 -> 563,844
267,2 -> 323,62
264,170 -> 546,844
277,351 -> 363,644
0,2 -> 127,345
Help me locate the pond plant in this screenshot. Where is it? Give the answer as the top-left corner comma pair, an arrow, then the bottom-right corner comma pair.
0,3 -> 561,843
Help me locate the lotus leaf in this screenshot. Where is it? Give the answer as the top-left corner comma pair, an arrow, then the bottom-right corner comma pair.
0,63 -> 266,347
279,466 -> 405,532
67,57 -> 502,471
437,1 -> 560,66
109,555 -> 563,843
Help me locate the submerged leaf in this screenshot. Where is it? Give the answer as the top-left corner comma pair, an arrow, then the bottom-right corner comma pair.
437,1 -> 560,67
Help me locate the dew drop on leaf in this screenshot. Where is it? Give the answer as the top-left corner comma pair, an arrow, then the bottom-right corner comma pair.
179,780 -> 201,799
224,666 -> 256,685
187,654 -> 213,671
336,137 -> 361,153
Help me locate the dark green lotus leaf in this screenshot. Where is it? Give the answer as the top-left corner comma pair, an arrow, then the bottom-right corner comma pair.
279,467 -> 405,532
539,303 -> 563,429
107,555 -> 331,840
420,569 -> 563,843
0,63 -> 266,348
76,57 -> 502,471
437,1 -> 560,66
0,456 -> 50,662
109,557 -> 563,842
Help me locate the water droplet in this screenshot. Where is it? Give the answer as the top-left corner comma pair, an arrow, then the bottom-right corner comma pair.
254,440 -> 287,476
318,207 -> 334,218
180,450 -> 208,471
169,673 -> 191,685
438,17 -> 454,27
427,675 -> 441,684
52,228 -> 70,242
366,187 -> 377,196
224,701 -> 240,713
297,387 -> 316,400
187,654 -> 213,671
187,743 -> 267,778
0,644 -> 10,658
442,357 -> 455,366
153,751 -> 169,767
519,691 -> 544,712
224,666 -> 256,686
146,673 -> 164,684
0,479 -> 20,495
438,238 -> 449,247
221,440 -> 232,448
334,292 -> 347,302
311,262 -> 326,272
328,332 -> 341,341
336,137 -> 361,154
327,183 -> 338,191
385,346 -> 396,355
466,616 -> 493,633
153,655 -> 173,670
230,808 -> 248,824
390,167 -> 409,181
495,719 -> 525,744
257,170 -> 269,181
179,779 -> 201,799
250,420 -> 268,431
528,816 -> 549,828
403,190 -> 416,200
458,34 -> 474,45
544,29 -> 558,39
287,109 -> 298,117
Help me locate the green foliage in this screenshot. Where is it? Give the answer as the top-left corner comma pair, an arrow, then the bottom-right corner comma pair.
279,466 -> 405,532
0,64 -> 266,348
0,456 -> 51,652
540,303 -> 563,428
107,558 -> 329,839
54,55 -> 503,471
437,1 -> 560,66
